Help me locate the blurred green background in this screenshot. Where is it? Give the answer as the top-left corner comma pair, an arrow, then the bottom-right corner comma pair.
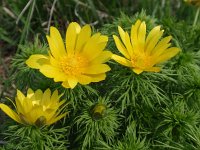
0,0 -> 197,53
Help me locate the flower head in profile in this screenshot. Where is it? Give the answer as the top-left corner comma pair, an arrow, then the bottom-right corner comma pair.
112,20 -> 180,74
184,0 -> 200,7
26,22 -> 112,88
0,89 -> 67,126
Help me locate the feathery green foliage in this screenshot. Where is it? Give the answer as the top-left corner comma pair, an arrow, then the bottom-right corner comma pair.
74,97 -> 119,149
2,125 -> 68,150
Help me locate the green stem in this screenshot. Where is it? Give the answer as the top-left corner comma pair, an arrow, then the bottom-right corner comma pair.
193,7 -> 200,26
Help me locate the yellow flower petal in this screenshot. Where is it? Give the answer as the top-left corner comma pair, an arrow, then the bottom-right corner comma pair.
39,65 -> 62,79
124,32 -> 134,56
15,97 -> 24,115
118,26 -> 126,46
89,50 -> 112,64
83,64 -> 110,74
46,112 -> 67,125
131,20 -> 141,50
75,24 -> 91,53
26,105 -> 44,124
113,35 -> 130,59
27,88 -> 34,99
67,76 -> 78,89
132,68 -> 143,74
145,26 -> 161,46
66,22 -> 81,55
151,36 -> 172,56
112,54 -> 132,67
49,56 -> 60,67
145,30 -> 164,55
15,90 -> 26,114
34,89 -> 43,101
62,81 -> 71,88
82,33 -> 108,61
53,73 -> 68,82
117,26 -> 133,56
17,90 -> 25,101
82,32 -> 100,52
155,47 -> 180,64
0,103 -> 22,124
26,54 -> 49,69
42,89 -> 51,105
51,90 -> 59,102
47,27 -> 67,59
23,98 -> 33,114
138,21 -> 146,51
88,73 -> 106,82
100,35 -> 108,42
76,74 -> 92,85
144,67 -> 161,72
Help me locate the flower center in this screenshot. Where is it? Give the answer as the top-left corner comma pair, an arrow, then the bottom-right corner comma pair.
131,53 -> 152,69
60,54 -> 88,75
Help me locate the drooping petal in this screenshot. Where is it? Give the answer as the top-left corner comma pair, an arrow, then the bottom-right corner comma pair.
26,54 -> 49,69
154,47 -> 180,64
112,54 -> 132,67
0,104 -> 22,124
75,24 -> 91,53
66,22 -> 81,55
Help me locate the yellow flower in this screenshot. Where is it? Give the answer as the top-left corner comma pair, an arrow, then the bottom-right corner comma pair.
112,20 -> 180,74
26,22 -> 112,88
184,0 -> 200,7
0,89 -> 67,126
